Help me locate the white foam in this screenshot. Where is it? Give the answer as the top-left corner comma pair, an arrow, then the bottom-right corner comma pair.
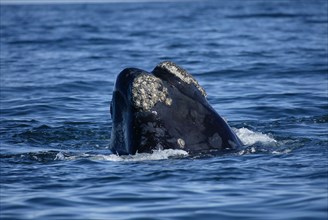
234,127 -> 277,146
55,149 -> 188,162
272,149 -> 292,155
54,151 -> 65,160
54,128 -> 277,161
96,149 -> 188,161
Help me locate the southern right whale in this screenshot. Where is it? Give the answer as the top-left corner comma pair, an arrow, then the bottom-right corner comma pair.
109,61 -> 243,155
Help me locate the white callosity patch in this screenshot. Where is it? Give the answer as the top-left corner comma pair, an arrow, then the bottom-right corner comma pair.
177,138 -> 185,148
157,61 -> 207,97
132,74 -> 172,111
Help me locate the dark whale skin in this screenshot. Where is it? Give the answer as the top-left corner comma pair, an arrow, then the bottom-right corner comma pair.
110,62 -> 243,155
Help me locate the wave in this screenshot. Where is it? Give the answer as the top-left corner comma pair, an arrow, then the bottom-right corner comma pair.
226,13 -> 311,19
0,127 -> 281,163
55,149 -> 189,162
48,128 -> 279,160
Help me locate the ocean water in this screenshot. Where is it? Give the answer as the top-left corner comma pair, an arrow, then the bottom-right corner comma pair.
0,0 -> 327,219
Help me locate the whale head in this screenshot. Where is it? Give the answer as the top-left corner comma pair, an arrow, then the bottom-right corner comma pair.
110,61 -> 242,155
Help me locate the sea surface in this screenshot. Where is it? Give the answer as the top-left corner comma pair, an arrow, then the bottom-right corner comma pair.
0,0 -> 327,219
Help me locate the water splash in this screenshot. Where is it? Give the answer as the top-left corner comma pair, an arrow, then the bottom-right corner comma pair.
53,128 -> 278,161
55,149 -> 189,162
23,128 -> 279,162
234,127 -> 277,146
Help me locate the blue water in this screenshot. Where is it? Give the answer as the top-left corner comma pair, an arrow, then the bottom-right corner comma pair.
1,0 -> 327,219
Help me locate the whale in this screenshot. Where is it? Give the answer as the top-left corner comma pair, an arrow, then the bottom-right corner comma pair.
109,61 -> 243,155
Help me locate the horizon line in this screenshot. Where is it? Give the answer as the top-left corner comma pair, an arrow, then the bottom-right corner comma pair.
0,0 -> 200,5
